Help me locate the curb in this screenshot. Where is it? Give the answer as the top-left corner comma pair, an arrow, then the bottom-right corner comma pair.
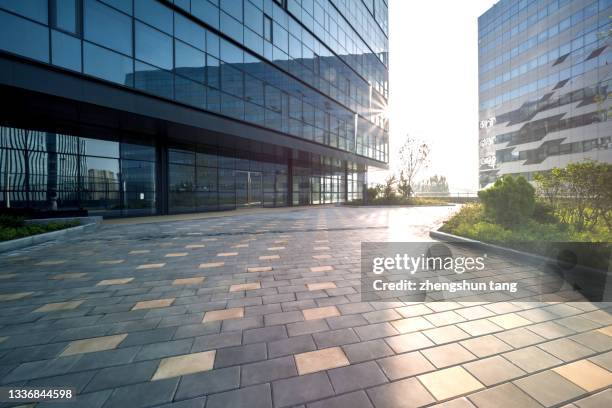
0,217 -> 102,253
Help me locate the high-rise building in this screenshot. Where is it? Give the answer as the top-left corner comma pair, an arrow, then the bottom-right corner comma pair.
478,0 -> 611,188
0,0 -> 389,216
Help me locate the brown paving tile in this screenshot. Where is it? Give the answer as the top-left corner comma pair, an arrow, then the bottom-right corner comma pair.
199,262 -> 225,268
34,300 -> 84,313
421,343 -> 477,368
554,359 -> 612,391
418,366 -> 484,401
229,282 -> 261,292
502,346 -> 562,373
467,383 -> 542,408
423,325 -> 470,345
537,338 -> 595,361
136,263 -> 166,270
367,377 -> 435,408
172,277 -> 205,285
0,292 -> 34,301
385,332 -> 434,353
217,252 -> 238,257
259,255 -> 280,260
202,307 -> 244,322
463,355 -> 526,386
294,346 -> 349,375
514,370 -> 586,407
391,317 -> 434,334
488,313 -> 532,329
377,351 -> 435,380
310,265 -> 333,272
129,249 -> 150,254
98,259 -> 125,264
152,350 -> 216,381
61,334 -> 127,356
313,254 -> 332,260
165,252 -> 188,257
96,278 -> 134,286
247,266 -> 273,273
494,327 -> 545,348
49,273 -> 87,280
460,335 -> 513,358
306,282 -> 337,291
132,298 -> 175,310
303,306 -> 340,320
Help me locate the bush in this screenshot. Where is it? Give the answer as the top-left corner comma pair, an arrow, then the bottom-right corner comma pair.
532,201 -> 557,224
0,215 -> 25,228
0,220 -> 80,242
478,175 -> 535,228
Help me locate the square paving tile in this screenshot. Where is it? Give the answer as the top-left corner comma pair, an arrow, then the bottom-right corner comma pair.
390,317 -> 434,334
33,300 -> 84,313
502,346 -> 562,373
229,282 -> 261,292
307,282 -> 337,291
377,351 -> 435,380
132,298 -> 175,310
61,334 -> 127,356
418,366 -> 484,401
467,383 -> 542,408
367,377 -> 435,408
514,370 -> 586,407
203,308 -> 245,322
463,355 -> 525,386
460,335 -> 513,358
537,338 -> 595,361
421,343 -> 477,368
217,252 -> 238,257
423,325 -> 470,345
488,313 -> 532,329
385,332 -> 434,353
294,346 -> 349,375
172,277 -> 205,285
302,306 -> 340,320
152,350 -> 216,381
494,327 -> 545,348
97,278 -> 134,286
554,359 -> 612,391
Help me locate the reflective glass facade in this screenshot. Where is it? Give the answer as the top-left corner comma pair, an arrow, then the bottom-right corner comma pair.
478,0 -> 612,187
0,0 -> 386,215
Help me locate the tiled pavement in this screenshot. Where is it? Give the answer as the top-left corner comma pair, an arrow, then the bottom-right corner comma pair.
0,206 -> 611,408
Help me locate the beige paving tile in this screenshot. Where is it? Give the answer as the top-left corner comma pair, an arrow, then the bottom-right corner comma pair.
460,335 -> 513,358
152,350 -> 216,381
0,292 -> 34,301
132,298 -> 175,310
514,370 -> 586,407
377,351 -> 435,380
590,351 -> 612,371
421,343 -> 477,368
313,246 -> 330,251
463,355 -> 526,386
129,250 -> 150,254
306,282 -> 337,291
49,273 -> 87,280
527,321 -> 575,339
98,260 -> 125,264
467,383 -> 542,408
136,263 -> 166,270
572,389 -> 612,408
313,254 -> 331,260
395,304 -> 433,318
165,252 -> 188,257
598,325 -> 612,337
302,306 -> 340,320
390,316 -> 434,334
494,327 -> 545,348
571,330 -> 612,352
202,307 -> 244,322
247,266 -> 273,273
537,338 -> 595,361
294,346 -> 349,375
229,282 -> 261,292
217,252 -> 238,257
259,255 -> 280,260
172,277 -> 205,285
457,319 -> 504,336
431,397 -> 476,408
267,247 -> 285,250
488,313 -> 532,329
384,332 -> 434,353
554,359 -> 612,391
61,334 -> 127,356
425,311 -> 466,327
96,278 -> 134,286
36,260 -> 66,265
423,325 -> 470,345
455,305 -> 495,320
199,262 -> 225,268
503,346 -> 562,373
368,377 -> 435,408
34,300 -> 84,313
418,366 -> 484,401
185,244 -> 205,249
310,265 -> 333,272
232,244 -> 249,248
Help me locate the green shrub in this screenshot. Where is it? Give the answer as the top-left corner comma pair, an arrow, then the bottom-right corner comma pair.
0,215 -> 25,228
0,220 -> 80,242
478,175 -> 535,228
532,201 -> 557,224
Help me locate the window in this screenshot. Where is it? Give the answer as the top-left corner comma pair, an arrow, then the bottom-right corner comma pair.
220,0 -> 242,22
0,0 -> 47,24
175,40 -> 206,83
135,61 -> 174,99
264,15 -> 272,42
83,42 -> 133,85
135,0 -> 173,34
52,30 -> 82,72
51,0 -> 80,35
136,22 -> 173,70
0,10 -> 49,62
84,0 -> 132,56
192,0 -> 219,30
175,13 -> 206,50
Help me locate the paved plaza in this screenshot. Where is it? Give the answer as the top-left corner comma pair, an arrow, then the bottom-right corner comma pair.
0,206 -> 611,408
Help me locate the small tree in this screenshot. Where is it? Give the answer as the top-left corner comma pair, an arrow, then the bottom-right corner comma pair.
366,184 -> 383,201
382,175 -> 397,200
397,171 -> 411,198
534,169 -> 564,214
478,175 -> 535,228
398,136 -> 430,197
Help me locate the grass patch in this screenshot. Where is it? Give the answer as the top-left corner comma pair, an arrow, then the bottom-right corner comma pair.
345,197 -> 451,206
0,215 -> 80,242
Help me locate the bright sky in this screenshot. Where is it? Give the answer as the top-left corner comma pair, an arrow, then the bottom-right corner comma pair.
373,0 -> 497,193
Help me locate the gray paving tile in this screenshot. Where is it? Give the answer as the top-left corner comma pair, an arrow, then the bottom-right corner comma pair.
206,383 -> 272,408
84,360 -> 159,392
241,356 -> 297,386
214,343 -> 267,368
272,372 -> 335,408
307,390 -> 373,408
367,377 -> 435,408
104,377 -> 179,408
268,334 -> 317,358
174,366 -> 240,400
467,383 -> 543,408
342,339 -> 394,363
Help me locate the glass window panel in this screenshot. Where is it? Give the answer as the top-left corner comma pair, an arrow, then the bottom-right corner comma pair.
136,22 -> 173,70
221,92 -> 244,119
175,76 -> 206,108
99,0 -> 132,14
84,42 -> 133,86
175,13 -> 206,50
221,63 -> 244,97
83,157 -> 120,191
244,1 -> 262,35
196,149 -> 218,167
220,0 -> 242,21
121,142 -> 155,161
135,61 -> 174,99
196,166 -> 217,191
0,0 -> 47,24
122,159 -> 155,191
51,0 -> 79,34
207,31 -> 220,57
244,27 -> 263,55
220,12 -> 243,43
81,138 -> 119,157
206,55 -> 221,88
192,0 -> 219,29
0,10 -> 49,62
84,0 -> 132,56
51,30 -> 82,72
169,148 -> 195,165
175,40 -> 206,83
135,0 -> 173,34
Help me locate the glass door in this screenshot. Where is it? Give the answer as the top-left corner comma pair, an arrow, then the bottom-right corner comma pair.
235,171 -> 249,206
249,172 -> 262,206
235,171 -> 263,207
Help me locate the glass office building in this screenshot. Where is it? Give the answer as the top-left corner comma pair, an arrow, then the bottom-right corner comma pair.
478,0 -> 611,188
0,0 -> 388,216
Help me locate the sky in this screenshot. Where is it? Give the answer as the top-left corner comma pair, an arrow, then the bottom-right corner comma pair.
372,0 -> 497,193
